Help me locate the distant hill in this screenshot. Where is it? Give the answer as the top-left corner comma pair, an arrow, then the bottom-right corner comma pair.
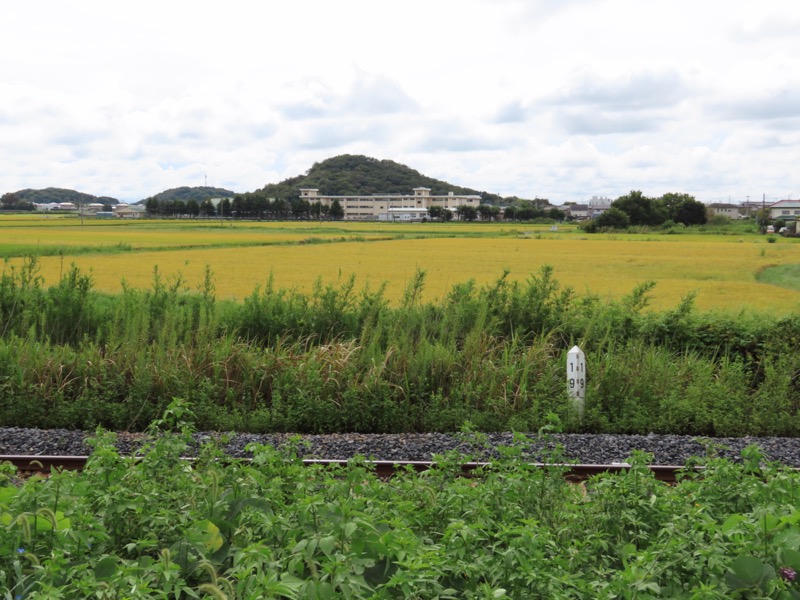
1,187 -> 119,206
139,186 -> 236,205
253,155 -> 503,203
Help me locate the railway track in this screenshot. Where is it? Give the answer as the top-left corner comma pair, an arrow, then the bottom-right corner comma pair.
0,455 -> 686,483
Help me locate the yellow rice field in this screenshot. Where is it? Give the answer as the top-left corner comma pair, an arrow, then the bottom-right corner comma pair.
2,216 -> 800,314
0,218 -> 394,249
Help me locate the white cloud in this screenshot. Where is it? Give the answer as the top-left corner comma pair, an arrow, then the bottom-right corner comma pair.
1,0 -> 800,203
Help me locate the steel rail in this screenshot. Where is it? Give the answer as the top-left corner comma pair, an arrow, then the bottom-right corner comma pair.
0,455 -> 687,482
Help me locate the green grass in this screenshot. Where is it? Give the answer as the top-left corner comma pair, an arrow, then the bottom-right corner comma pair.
756,263 -> 800,291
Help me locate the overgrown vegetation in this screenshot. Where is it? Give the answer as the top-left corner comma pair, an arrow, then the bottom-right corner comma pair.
0,257 -> 798,435
1,403 -> 799,597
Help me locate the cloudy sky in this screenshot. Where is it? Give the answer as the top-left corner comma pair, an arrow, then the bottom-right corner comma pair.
2,1 -> 800,204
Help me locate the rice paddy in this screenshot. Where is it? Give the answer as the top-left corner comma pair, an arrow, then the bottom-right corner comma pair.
2,215 -> 800,313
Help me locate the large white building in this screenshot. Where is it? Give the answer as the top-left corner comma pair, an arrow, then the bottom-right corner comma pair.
299,187 -> 481,221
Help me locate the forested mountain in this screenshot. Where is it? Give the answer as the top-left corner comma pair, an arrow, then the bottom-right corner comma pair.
139,186 -> 235,205
254,155 -> 503,203
1,187 -> 119,209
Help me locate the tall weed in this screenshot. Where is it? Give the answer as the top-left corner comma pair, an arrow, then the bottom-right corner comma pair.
0,259 -> 797,435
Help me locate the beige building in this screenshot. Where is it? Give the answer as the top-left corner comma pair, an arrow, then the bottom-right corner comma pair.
299,187 -> 481,221
707,203 -> 742,219
769,200 -> 800,221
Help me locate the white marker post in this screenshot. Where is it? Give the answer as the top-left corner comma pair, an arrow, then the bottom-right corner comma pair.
567,345 -> 586,418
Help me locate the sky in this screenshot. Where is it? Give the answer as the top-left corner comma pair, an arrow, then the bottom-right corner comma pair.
2,1 -> 800,205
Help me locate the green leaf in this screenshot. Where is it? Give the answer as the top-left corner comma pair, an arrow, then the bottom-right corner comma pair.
193,520 -> 223,553
305,538 -> 318,559
760,513 -> 781,532
776,527 -> 800,550
33,511 -> 71,532
620,543 -> 637,561
780,548 -> 800,571
0,487 -> 19,506
343,522 -> 358,538
721,514 -> 747,534
319,536 -> 336,557
636,581 -> 661,593
94,556 -> 118,581
316,581 -> 335,600
729,556 -> 767,585
186,519 -> 223,553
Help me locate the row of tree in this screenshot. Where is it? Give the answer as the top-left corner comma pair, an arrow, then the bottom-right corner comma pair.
430,204 -> 564,222
589,191 -> 708,230
142,195 -> 565,223
0,193 -> 35,211
144,195 -> 347,220
140,188 -> 709,228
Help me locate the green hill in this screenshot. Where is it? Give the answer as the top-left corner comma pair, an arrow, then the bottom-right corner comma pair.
1,187 -> 119,208
254,155 -> 503,203
140,186 -> 235,205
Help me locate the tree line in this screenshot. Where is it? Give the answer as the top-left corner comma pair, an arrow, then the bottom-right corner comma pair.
585,191 -> 708,231
142,194 -> 566,223
144,194 -> 346,220
142,188 -> 708,227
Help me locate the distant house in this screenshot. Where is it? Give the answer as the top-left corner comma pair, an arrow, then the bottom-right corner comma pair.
707,203 -> 742,219
79,203 -> 106,216
113,204 -> 144,219
564,197 -> 611,221
738,201 -> 764,218
769,199 -> 800,221
587,199 -> 611,219
567,204 -> 589,220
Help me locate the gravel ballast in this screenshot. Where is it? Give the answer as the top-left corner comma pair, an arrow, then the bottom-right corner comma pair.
1,428 -> 800,467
